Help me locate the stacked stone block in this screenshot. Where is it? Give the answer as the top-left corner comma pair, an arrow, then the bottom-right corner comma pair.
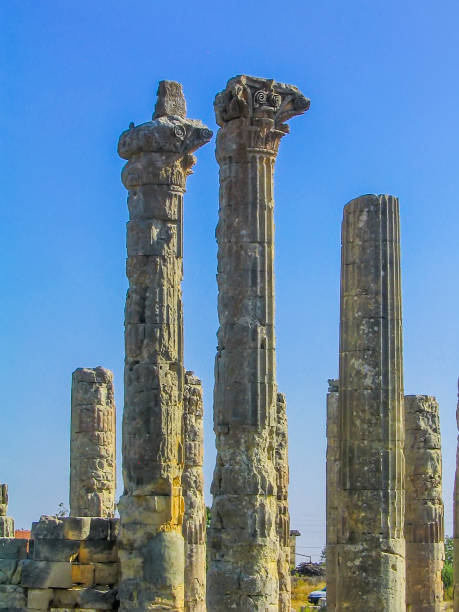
325,379 -> 339,612
0,484 -> 14,538
336,194 -> 405,610
405,394 -> 444,611
117,80 -> 211,611
276,392 -> 291,612
0,515 -> 119,611
182,372 -> 206,612
70,367 -> 116,518
208,74 -> 309,611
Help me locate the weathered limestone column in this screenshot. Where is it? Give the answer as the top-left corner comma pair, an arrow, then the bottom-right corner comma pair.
183,371 -> 206,612
405,395 -> 444,611
207,75 -> 309,611
117,81 -> 211,612
70,367 -> 116,518
0,484 -> 14,537
276,392 -> 291,612
326,378 -> 339,612
336,194 -> 405,610
454,379 -> 459,612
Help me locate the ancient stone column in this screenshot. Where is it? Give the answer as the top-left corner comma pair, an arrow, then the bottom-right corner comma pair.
405,394 -> 444,612
0,484 -> 14,537
336,194 -> 405,610
325,378 -> 339,612
183,371 -> 206,612
70,367 -> 116,518
207,75 -> 309,611
117,81 -> 211,612
454,379 -> 459,612
276,392 -> 291,612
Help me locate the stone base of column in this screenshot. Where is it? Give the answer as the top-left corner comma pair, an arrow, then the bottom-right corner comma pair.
406,542 -> 443,611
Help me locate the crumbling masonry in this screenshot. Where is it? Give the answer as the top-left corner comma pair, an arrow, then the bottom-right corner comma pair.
117,80 -> 211,611
0,484 -> 14,538
207,74 -> 309,611
336,194 -> 405,610
405,394 -> 444,611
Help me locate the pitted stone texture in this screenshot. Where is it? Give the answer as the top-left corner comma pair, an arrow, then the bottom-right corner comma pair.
454,379 -> 459,612
207,75 -> 309,612
118,81 -> 211,612
325,379 -> 339,612
405,394 -> 444,611
336,195 -> 405,610
70,367 -> 116,518
183,372 -> 206,612
0,485 -> 14,537
276,393 -> 290,612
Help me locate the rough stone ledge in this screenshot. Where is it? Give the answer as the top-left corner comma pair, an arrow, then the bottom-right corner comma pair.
32,517 -> 117,541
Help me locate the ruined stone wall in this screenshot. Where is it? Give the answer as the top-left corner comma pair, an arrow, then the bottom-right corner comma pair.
405,394 -> 444,612
70,367 -> 116,518
207,74 -> 309,611
0,484 -> 14,537
117,80 -> 211,611
0,515 -> 119,611
336,194 -> 405,610
276,392 -> 290,612
325,379 -> 339,612
183,372 -> 206,612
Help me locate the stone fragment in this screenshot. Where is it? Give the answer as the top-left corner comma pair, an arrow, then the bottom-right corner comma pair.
0,538 -> 28,560
27,587 -> 53,610
70,367 -> 116,518
183,372 -> 206,612
118,80 -> 211,612
208,74 -> 309,611
21,560 -> 73,588
33,538 -> 80,562
31,516 -> 64,540
325,379 -> 339,612
335,194 -> 405,610
405,394 -> 444,611
276,392 -> 291,612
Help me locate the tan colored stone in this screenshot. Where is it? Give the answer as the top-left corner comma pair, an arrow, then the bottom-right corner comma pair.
70,367 -> 116,518
207,74 -> 309,611
72,563 -> 95,586
336,195 -> 405,610
118,80 -> 211,612
27,587 -> 53,609
0,485 -> 14,537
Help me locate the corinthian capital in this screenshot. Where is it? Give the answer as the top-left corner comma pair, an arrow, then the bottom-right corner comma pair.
214,74 -> 310,129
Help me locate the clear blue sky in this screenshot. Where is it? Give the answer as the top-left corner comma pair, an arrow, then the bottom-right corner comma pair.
1,1 -> 458,562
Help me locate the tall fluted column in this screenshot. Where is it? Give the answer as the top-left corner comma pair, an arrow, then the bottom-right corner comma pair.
276,392 -> 291,612
405,395 -> 444,611
454,379 -> 459,612
117,81 -> 212,612
326,378 -> 339,612
183,371 -> 206,612
207,75 -> 309,611
0,484 -> 14,537
336,194 -> 405,610
70,367 -> 116,517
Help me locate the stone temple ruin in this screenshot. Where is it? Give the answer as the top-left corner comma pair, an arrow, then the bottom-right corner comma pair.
0,76 -> 454,611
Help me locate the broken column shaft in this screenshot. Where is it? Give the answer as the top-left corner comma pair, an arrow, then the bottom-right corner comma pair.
117,81 -> 211,612
276,392 -> 291,612
183,372 -> 206,612
207,74 -> 309,611
336,194 -> 405,610
70,367 -> 116,518
405,394 -> 444,612
0,484 -> 14,537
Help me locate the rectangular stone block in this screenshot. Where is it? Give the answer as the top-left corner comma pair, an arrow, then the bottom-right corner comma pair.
0,559 -> 22,584
27,587 -> 53,609
0,517 -> 14,537
94,562 -> 119,585
0,584 -> 26,608
72,563 -> 95,586
52,586 -> 116,609
108,518 -> 119,542
0,538 -> 27,560
33,538 -> 80,561
79,541 -> 117,563
88,518 -> 110,540
21,560 -> 72,588
63,517 -> 91,540
31,516 -> 64,539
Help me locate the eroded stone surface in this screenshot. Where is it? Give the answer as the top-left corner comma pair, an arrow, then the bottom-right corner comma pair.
454,379 -> 459,612
325,379 -> 339,612
0,486 -> 14,538
118,80 -> 211,612
183,372 -> 206,612
405,394 -> 444,611
276,392 -> 290,612
336,195 -> 406,610
207,74 -> 309,611
70,367 -> 116,518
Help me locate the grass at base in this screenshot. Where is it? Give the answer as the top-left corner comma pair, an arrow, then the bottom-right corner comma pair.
291,577 -> 326,611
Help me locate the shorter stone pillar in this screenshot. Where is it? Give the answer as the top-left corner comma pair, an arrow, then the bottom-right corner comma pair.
276,392 -> 291,612
454,379 -> 459,612
183,371 -> 206,612
405,395 -> 444,611
70,367 -> 116,518
0,484 -> 14,536
289,530 -> 300,571
326,379 -> 339,612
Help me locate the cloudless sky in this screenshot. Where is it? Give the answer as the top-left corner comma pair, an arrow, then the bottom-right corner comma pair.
1,1 -> 458,562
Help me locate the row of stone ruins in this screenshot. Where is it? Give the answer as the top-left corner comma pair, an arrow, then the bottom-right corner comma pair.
0,75 -> 458,611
